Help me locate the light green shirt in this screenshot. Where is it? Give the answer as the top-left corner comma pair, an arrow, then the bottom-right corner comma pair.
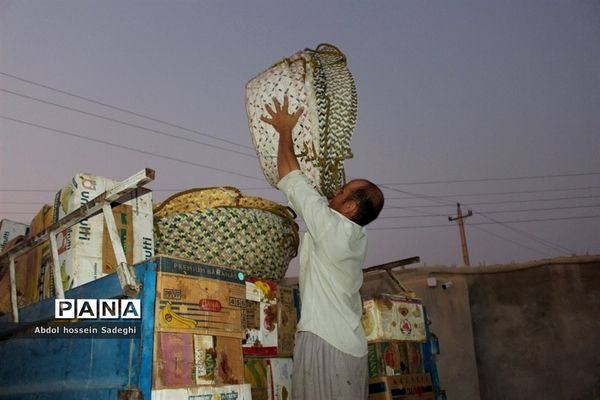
278,170 -> 368,357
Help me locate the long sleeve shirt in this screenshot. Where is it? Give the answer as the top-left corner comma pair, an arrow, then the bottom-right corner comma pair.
277,170 -> 368,357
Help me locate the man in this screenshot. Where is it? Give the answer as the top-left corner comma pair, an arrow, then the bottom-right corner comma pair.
261,96 -> 384,400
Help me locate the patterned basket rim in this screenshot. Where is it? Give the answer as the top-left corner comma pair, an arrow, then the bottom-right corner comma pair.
154,187 -> 299,250
155,186 -> 296,215
156,206 -> 300,258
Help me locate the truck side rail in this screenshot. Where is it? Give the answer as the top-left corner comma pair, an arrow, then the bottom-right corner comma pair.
0,168 -> 155,322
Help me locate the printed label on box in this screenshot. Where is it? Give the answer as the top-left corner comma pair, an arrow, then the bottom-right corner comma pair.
362,295 -> 426,342
156,270 -> 246,338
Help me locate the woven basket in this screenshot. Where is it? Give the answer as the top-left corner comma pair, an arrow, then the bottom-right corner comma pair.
154,187 -> 299,282
245,43 -> 357,198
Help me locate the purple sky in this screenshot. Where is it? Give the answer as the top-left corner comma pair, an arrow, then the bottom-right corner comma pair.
1,1 -> 599,276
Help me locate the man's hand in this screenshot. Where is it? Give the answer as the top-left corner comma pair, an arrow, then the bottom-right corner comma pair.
260,95 -> 304,180
260,96 -> 304,138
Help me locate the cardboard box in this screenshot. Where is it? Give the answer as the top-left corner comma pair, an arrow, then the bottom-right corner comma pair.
368,342 -> 410,378
49,172 -> 154,297
156,332 -> 195,387
362,294 -> 426,342
0,219 -> 28,252
0,237 -> 27,314
244,357 -> 293,400
405,342 -> 424,374
152,383 -> 252,400
267,358 -> 293,400
0,206 -> 54,314
154,331 -> 244,389
242,278 -> 296,357
369,374 -> 434,400
155,257 -> 247,338
244,358 -> 269,400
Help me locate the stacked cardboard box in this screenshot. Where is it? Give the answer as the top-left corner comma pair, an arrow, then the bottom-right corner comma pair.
244,358 -> 269,400
0,219 -> 28,252
368,374 -> 434,400
368,341 -> 425,378
363,293 -> 432,399
242,277 -> 296,399
152,383 -> 252,400
243,277 -> 297,357
362,294 -> 427,342
151,257 -> 250,397
0,206 -> 54,314
51,172 -> 154,296
0,172 -> 154,315
243,357 -> 293,400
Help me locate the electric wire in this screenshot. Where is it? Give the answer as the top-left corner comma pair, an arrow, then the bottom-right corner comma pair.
0,71 -> 253,151
469,225 -> 556,258
383,186 -> 600,200
473,211 -> 576,254
473,204 -> 600,215
378,184 -> 455,206
379,172 -> 600,186
385,195 -> 600,209
0,88 -> 256,158
368,214 -> 600,230
378,204 -> 600,219
0,115 -> 264,181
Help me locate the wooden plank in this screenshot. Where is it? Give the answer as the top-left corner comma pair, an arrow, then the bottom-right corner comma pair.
363,256 -> 420,294
9,256 -> 18,323
362,256 -> 421,274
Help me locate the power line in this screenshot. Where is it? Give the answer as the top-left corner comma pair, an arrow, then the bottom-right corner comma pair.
470,225 -> 556,258
379,212 -> 448,219
378,184 -> 455,206
474,211 -> 576,254
368,214 -> 600,230
0,71 -> 253,151
384,195 -> 600,209
0,186 -> 278,193
383,186 -> 600,200
379,204 -> 600,219
0,115 -> 264,181
379,172 -> 600,186
0,88 -> 256,158
474,204 -> 600,215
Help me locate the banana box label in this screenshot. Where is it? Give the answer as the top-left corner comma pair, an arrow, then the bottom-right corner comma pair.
155,262 -> 246,339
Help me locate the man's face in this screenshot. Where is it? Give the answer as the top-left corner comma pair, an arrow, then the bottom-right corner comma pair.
328,180 -> 367,217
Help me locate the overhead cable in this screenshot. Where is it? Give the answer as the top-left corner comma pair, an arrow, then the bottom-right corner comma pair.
379,172 -> 600,186
0,71 -> 253,151
368,214 -> 600,230
0,88 -> 256,158
0,115 -> 263,181
470,225 -> 557,258
383,186 -> 600,200
474,211 -> 576,254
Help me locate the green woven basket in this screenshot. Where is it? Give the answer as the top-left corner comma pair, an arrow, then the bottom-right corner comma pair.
154,187 -> 299,281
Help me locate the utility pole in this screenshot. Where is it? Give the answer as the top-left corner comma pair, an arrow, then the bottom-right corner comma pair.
448,203 -> 473,266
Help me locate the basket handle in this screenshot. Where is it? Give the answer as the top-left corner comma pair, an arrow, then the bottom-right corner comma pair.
153,186 -> 242,215
305,43 -> 347,65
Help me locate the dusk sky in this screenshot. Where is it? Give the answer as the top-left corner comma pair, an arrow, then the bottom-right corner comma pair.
1,1 -> 599,276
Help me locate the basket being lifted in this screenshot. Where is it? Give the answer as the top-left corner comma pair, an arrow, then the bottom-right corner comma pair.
245,43 -> 357,198
154,187 -> 299,282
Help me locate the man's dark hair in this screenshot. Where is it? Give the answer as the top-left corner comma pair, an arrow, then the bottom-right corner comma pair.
348,180 -> 384,226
